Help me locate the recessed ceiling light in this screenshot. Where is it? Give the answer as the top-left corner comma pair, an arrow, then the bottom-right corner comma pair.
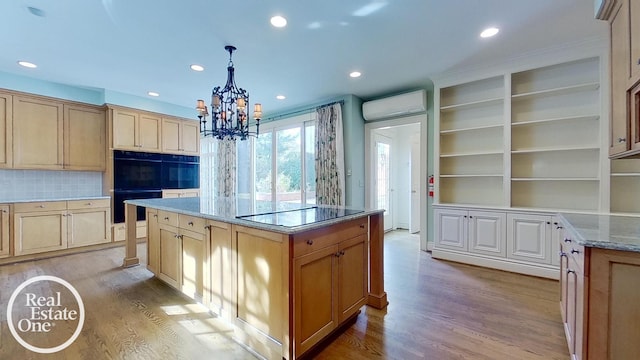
18,61 -> 37,68
190,64 -> 204,72
276,95 -> 286,100
350,71 -> 362,78
148,91 -> 160,97
480,27 -> 499,38
270,15 -> 287,28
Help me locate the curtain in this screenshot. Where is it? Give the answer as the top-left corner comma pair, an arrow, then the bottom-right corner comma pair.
216,138 -> 237,198
315,103 -> 345,206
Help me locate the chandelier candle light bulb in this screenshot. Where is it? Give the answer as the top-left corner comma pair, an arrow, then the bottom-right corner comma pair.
197,45 -> 261,140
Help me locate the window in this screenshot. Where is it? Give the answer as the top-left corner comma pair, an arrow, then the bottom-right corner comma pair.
200,112 -> 316,212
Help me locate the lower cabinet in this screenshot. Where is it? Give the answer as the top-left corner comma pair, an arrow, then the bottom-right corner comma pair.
0,205 -> 9,258
13,199 -> 111,256
433,206 -> 562,279
292,220 -> 368,357
560,225 -> 640,360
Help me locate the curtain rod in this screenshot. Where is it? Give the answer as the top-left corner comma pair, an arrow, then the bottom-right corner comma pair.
264,99 -> 345,122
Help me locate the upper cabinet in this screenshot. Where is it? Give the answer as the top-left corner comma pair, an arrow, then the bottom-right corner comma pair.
161,117 -> 199,155
599,0 -> 640,158
0,92 -> 12,169
111,108 -> 161,152
12,95 -> 64,169
64,104 -> 106,171
11,93 -> 106,171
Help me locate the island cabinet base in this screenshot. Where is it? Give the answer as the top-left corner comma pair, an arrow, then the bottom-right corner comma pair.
143,207 -> 384,360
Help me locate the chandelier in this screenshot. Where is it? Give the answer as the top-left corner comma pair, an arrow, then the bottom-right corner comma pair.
196,45 -> 262,140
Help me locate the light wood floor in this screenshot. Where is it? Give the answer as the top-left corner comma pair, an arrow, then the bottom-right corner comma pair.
0,231 -> 569,359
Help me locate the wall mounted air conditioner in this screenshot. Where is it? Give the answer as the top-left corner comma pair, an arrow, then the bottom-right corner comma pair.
362,89 -> 426,121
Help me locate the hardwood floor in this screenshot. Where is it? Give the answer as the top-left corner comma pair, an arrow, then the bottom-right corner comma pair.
0,231 -> 569,360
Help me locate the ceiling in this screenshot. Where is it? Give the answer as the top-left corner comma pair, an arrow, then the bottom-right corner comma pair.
0,0 -> 607,116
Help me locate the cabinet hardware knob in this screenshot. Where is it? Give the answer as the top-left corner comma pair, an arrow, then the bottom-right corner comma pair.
463,215 -> 467,218
153,214 -> 158,218
567,269 -> 575,274
39,205 -> 45,208
553,222 -> 558,225
564,238 -> 572,243
335,252 -> 341,257
571,249 -> 580,254
188,221 -> 194,226
86,202 -> 92,206
556,226 -> 563,230
340,250 -> 345,256
204,225 -> 211,230
546,221 -> 551,225
469,216 -> 473,218
559,252 -> 567,258
618,137 -> 627,143
306,239 -> 314,245
164,217 -> 169,220
359,224 -> 365,229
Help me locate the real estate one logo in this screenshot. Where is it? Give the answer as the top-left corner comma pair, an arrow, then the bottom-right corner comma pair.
6,275 -> 85,354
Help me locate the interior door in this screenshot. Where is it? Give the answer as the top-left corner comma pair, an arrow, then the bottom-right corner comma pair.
410,135 -> 420,233
373,133 -> 392,231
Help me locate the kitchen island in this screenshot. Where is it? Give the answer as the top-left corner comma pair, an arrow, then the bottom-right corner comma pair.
558,213 -> 640,360
123,197 -> 387,360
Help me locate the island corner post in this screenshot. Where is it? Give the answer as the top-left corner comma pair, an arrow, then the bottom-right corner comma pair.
122,202 -> 140,267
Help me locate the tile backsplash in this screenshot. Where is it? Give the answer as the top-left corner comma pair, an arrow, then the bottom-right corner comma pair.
0,169 -> 103,202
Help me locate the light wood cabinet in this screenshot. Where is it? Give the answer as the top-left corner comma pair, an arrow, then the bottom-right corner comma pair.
0,92 -> 12,168
206,220 -> 232,318
64,104 -> 106,171
12,95 -> 64,169
146,209 -> 160,275
112,108 -> 161,152
158,222 -> 181,289
13,199 -> 111,256
0,205 -> 10,258
292,219 -> 368,357
162,117 -> 200,155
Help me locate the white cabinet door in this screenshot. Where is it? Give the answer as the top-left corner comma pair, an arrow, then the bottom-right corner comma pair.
468,211 -> 506,257
506,213 -> 552,264
434,209 -> 467,251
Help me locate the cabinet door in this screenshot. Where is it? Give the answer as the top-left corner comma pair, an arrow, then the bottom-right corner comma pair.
158,223 -> 181,289
64,104 -> 106,171
181,229 -> 204,301
468,211 -> 506,257
0,205 -> 9,258
67,208 -> 110,248
610,0 -> 631,155
565,257 -> 578,357
181,120 -> 200,155
13,96 -> 64,169
112,109 -> 138,150
630,0 -> 640,81
0,93 -> 12,168
294,244 -> 339,356
207,221 -> 232,317
506,214 -> 551,264
146,210 -> 159,275
434,209 -> 467,251
14,211 -> 67,255
338,234 -> 367,323
161,118 -> 181,153
138,113 -> 161,151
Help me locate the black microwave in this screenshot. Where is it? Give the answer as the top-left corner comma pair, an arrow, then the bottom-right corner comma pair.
114,151 -> 162,191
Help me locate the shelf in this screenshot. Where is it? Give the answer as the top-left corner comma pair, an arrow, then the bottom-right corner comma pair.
441,174 -> 503,178
511,82 -> 599,100
440,150 -> 503,158
440,124 -> 503,134
511,146 -> 599,154
511,115 -> 600,127
512,178 -> 599,181
440,97 -> 503,112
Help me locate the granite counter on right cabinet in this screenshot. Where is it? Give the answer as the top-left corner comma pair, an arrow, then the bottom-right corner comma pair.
557,213 -> 640,360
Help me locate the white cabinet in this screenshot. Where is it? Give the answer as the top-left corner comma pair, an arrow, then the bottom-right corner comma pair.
434,208 -> 505,256
506,213 -> 552,265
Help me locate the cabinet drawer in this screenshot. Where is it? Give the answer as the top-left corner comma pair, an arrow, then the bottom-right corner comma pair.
14,201 -> 67,213
179,214 -> 206,234
67,198 -> 110,210
158,210 -> 179,227
293,218 -> 368,258
568,243 -> 585,272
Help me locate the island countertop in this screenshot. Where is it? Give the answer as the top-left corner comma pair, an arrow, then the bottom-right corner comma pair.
126,197 -> 384,234
559,213 -> 640,252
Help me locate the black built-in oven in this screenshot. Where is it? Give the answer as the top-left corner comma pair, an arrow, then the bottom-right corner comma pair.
161,153 -> 200,189
112,150 -> 200,223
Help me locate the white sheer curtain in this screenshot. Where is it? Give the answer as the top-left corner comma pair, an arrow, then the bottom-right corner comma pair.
315,102 -> 345,206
